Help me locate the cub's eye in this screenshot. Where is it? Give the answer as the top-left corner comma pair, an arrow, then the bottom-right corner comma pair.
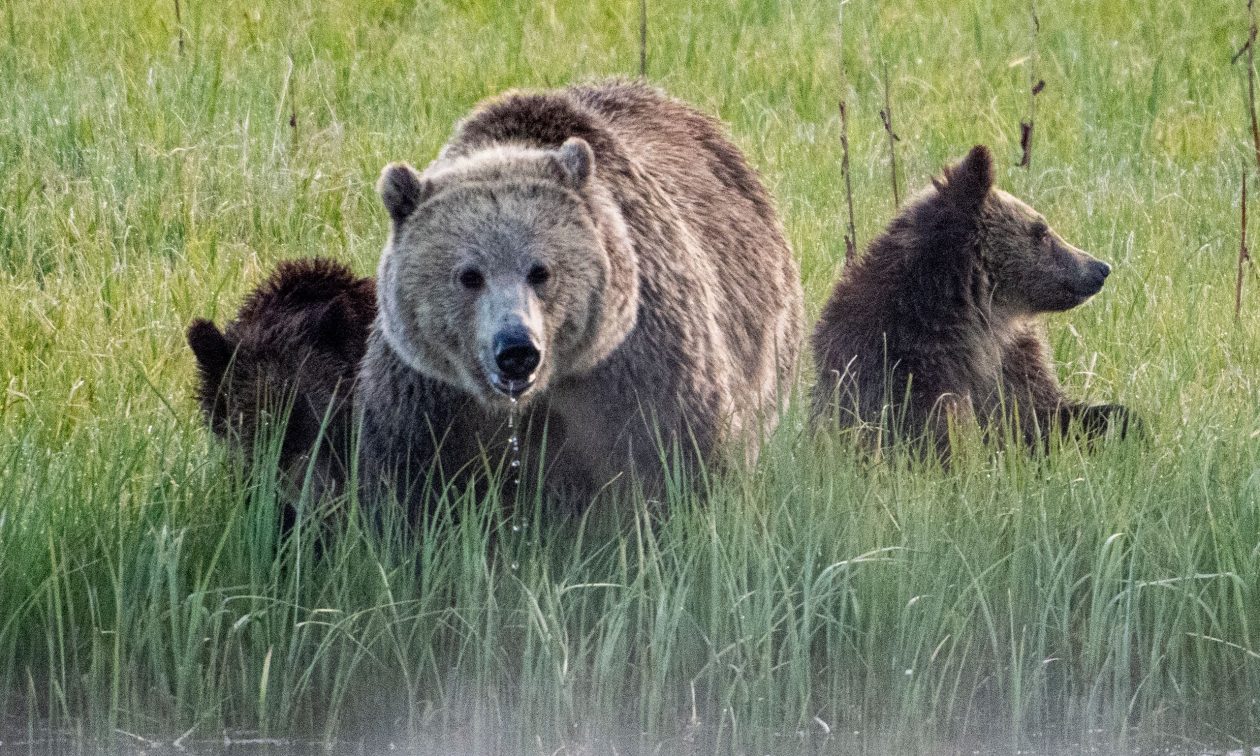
1032,224 -> 1050,243
457,267 -> 485,290
527,264 -> 551,286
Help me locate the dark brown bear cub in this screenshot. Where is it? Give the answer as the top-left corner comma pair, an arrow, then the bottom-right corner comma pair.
811,145 -> 1135,454
187,258 -> 375,501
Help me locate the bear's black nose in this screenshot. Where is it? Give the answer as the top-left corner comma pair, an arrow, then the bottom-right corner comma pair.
494,329 -> 541,382
1086,260 -> 1111,292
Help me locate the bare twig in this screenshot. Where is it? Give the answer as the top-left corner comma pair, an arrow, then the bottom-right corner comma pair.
878,60 -> 900,209
639,0 -> 648,78
839,99 -> 858,263
288,57 -> 298,141
275,56 -> 298,154
221,736 -> 290,746
172,724 -> 197,750
1239,172 -> 1252,320
1018,0 -> 1042,168
115,729 -> 158,747
1235,0 -> 1260,169
1232,37 -> 1251,65
5,0 -> 17,54
837,3 -> 857,263
173,0 -> 184,55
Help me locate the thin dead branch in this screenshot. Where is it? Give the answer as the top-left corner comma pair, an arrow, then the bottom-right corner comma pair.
639,0 -> 648,78
1018,0 -> 1042,168
174,0 -> 184,55
837,3 -> 858,263
878,60 -> 900,209
839,99 -> 858,263
1238,172 -> 1252,320
1235,0 -> 1260,169
288,58 -> 298,141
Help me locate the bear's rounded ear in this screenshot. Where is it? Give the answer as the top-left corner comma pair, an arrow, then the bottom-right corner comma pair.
187,319 -> 233,380
553,137 -> 594,190
310,297 -> 369,361
934,145 -> 995,211
378,162 -> 432,224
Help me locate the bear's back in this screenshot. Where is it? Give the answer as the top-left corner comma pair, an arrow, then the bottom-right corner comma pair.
361,82 -> 804,507
451,81 -> 802,423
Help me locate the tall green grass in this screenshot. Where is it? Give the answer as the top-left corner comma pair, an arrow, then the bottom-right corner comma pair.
1,0 -> 1258,752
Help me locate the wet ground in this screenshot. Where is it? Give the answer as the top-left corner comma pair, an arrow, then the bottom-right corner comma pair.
1,730 -> 1254,756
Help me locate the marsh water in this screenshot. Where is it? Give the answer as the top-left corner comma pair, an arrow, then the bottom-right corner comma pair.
1,726 -> 1249,756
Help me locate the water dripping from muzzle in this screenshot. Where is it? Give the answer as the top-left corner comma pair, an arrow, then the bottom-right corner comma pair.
506,398 -> 526,568
507,398 -> 522,488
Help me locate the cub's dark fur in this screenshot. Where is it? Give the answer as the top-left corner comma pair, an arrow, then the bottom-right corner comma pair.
811,145 -> 1136,453
187,258 -> 375,502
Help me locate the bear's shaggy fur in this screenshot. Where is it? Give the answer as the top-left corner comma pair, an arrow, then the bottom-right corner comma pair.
187,258 -> 376,499
359,80 -> 804,509
811,145 -> 1134,453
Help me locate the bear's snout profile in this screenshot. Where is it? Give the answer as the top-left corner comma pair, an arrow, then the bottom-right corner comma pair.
1080,257 -> 1111,296
1059,247 -> 1110,305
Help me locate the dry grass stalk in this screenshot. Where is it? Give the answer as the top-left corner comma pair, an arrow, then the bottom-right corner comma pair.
1018,0 -> 1043,168
1239,172 -> 1252,320
174,0 -> 184,55
839,99 -> 858,263
289,70 -> 298,138
1233,0 -> 1260,168
879,60 -> 900,209
639,0 -> 648,78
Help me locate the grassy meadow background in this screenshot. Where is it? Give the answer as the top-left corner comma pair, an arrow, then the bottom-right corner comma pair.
2,0 -> 1259,752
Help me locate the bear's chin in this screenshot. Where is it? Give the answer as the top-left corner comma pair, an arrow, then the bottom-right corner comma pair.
468,367 -> 546,411
1045,286 -> 1101,313
489,373 -> 535,401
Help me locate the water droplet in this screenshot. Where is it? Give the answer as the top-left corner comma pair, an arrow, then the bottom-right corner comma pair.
505,398 -> 522,493
510,561 -> 519,571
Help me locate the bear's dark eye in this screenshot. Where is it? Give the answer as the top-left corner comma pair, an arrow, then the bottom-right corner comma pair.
458,267 -> 485,290
527,264 -> 551,286
1031,223 -> 1049,242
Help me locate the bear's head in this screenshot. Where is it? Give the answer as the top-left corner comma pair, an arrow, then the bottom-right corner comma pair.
375,137 -> 636,410
931,145 -> 1112,316
186,259 -> 374,476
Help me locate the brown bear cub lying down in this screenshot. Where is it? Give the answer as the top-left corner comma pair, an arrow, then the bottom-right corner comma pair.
811,145 -> 1136,454
186,259 -> 375,504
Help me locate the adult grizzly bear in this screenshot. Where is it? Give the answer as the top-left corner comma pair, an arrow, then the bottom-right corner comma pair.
359,80 -> 803,510
811,145 -> 1135,454
187,258 -> 376,502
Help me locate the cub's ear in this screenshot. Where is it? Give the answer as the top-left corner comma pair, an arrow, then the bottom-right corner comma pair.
378,162 -> 431,224
932,144 -> 995,211
187,319 -> 233,381
552,137 -> 594,190
309,297 -> 369,362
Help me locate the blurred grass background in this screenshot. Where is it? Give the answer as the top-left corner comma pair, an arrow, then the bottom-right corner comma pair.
1,0 -> 1258,752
